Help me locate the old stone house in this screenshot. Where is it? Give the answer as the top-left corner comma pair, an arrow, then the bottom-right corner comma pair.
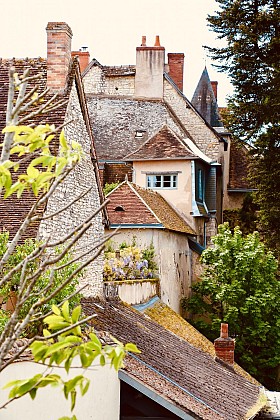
0,22 -> 106,296
0,23 -> 274,420
78,36 -> 228,249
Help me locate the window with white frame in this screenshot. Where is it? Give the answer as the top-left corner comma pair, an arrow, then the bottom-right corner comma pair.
146,174 -> 178,189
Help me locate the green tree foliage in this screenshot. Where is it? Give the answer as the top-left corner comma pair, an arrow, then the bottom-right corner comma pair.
103,182 -> 119,196
206,0 -> 280,256
182,223 -> 280,389
0,231 -> 81,336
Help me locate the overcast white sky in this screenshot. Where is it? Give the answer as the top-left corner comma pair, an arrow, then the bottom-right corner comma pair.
0,0 -> 233,106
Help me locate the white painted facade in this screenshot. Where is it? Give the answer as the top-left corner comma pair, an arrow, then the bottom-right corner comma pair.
0,360 -> 120,420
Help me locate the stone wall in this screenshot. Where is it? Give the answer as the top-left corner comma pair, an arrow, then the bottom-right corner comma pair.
83,66 -> 134,96
39,83 -> 104,297
163,79 -> 221,161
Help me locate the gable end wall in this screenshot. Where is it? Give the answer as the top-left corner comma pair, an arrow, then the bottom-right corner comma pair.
39,83 -> 104,297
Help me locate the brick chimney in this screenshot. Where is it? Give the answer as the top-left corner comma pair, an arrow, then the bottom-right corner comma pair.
214,323 -> 235,366
71,47 -> 90,73
211,81 -> 218,101
168,53 -> 184,91
46,22 -> 73,92
135,36 -> 165,99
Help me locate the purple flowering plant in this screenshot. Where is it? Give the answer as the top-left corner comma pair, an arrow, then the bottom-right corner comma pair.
103,241 -> 158,281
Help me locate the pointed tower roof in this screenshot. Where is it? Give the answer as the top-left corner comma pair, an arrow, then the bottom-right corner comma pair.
191,67 -> 223,128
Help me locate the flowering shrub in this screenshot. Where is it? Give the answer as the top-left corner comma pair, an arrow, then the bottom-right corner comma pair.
104,242 -> 158,281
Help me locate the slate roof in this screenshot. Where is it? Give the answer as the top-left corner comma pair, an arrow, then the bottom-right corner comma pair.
82,297 -> 265,420
228,140 -> 251,191
191,67 -> 223,128
107,181 -> 195,234
85,96 -> 193,161
124,125 -> 195,161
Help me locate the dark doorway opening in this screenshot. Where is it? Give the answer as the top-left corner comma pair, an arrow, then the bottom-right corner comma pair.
120,381 -> 179,419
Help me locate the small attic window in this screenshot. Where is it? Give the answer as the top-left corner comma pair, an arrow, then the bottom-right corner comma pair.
135,130 -> 146,138
114,206 -> 125,212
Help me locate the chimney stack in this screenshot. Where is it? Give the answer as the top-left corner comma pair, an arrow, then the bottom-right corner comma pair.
168,53 -> 184,92
71,47 -> 90,73
46,22 -> 73,92
211,81 -> 218,101
135,36 -> 165,99
214,323 -> 235,366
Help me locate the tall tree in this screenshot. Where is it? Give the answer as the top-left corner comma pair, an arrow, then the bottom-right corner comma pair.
206,0 -> 280,255
183,223 -> 280,390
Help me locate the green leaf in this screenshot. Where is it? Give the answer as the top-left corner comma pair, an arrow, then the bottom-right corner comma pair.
124,343 -> 141,354
61,301 -> 70,322
100,354 -> 106,367
71,305 -> 81,324
51,304 -> 61,316
59,130 -> 68,149
70,390 -> 77,411
27,165 -> 39,178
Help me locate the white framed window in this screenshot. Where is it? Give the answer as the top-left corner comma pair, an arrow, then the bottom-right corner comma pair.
146,174 -> 178,189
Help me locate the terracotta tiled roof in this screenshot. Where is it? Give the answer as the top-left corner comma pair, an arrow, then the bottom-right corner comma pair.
0,56 -> 106,239
124,125 -> 195,161
228,140 -> 251,190
82,298 -> 265,420
106,182 -> 159,225
0,58 -> 70,240
107,181 -> 195,234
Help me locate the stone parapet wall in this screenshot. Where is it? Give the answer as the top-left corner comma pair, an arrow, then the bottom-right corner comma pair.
39,84 -> 104,297
83,66 -> 134,96
103,279 -> 159,305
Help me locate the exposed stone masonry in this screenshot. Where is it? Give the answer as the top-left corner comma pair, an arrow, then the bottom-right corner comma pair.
39,84 -> 104,296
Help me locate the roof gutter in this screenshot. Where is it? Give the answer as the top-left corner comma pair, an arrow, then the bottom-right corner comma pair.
109,223 -> 164,229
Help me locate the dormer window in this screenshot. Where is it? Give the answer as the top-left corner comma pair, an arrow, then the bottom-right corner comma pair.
114,206 -> 125,212
135,130 -> 146,138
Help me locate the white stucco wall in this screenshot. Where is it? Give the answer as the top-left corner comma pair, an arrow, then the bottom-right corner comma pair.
0,360 -> 120,420
133,160 -> 193,222
107,228 -> 192,314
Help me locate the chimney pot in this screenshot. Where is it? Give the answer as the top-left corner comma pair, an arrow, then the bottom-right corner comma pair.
141,36 -> 146,47
154,35 -> 161,47
220,322 -> 228,338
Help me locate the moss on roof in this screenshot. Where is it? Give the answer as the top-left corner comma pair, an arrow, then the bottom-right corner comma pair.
144,300 -> 260,386
133,184 -> 195,235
